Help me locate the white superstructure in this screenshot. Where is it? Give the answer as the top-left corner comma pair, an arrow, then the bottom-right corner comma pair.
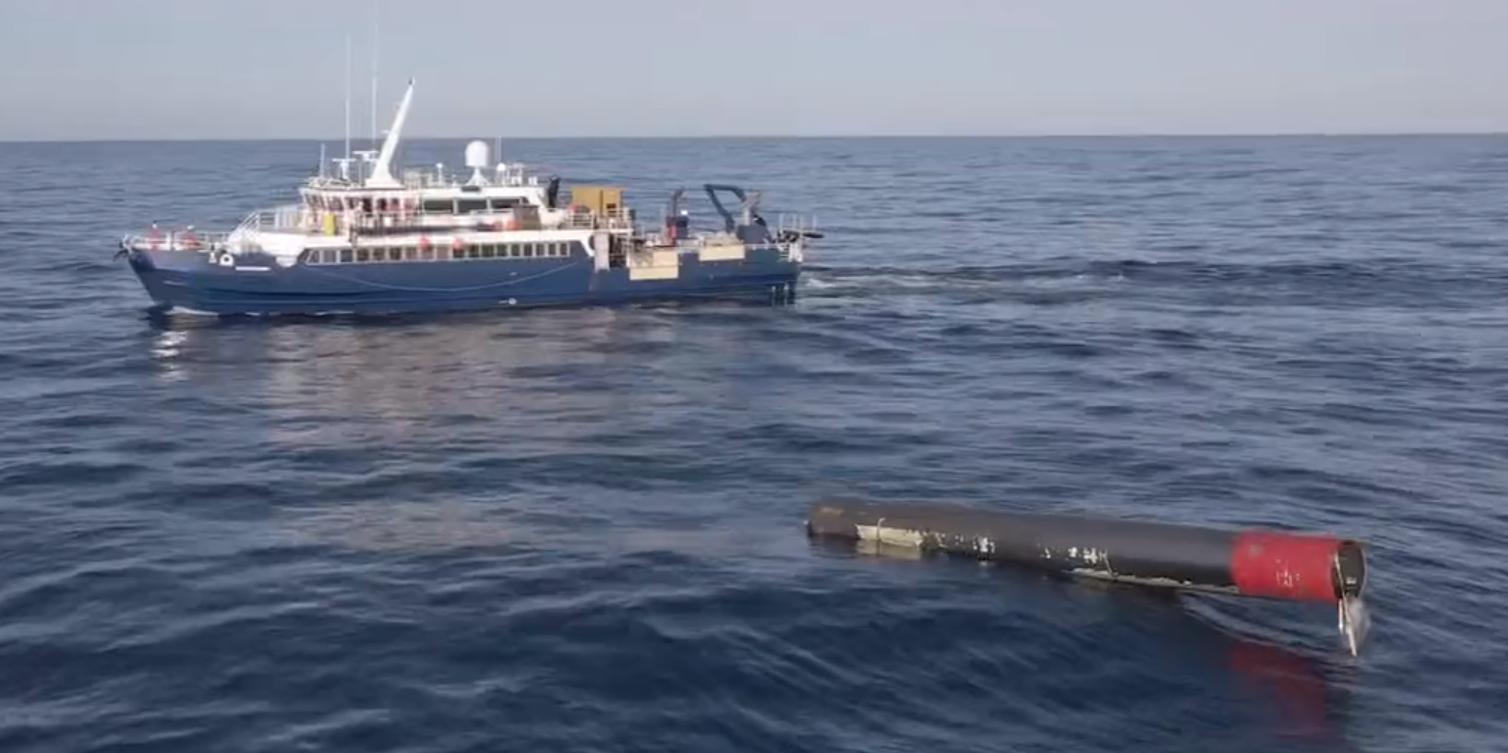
215,79 -> 636,268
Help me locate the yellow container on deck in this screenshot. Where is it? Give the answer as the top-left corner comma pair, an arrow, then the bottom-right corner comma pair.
568,185 -> 624,216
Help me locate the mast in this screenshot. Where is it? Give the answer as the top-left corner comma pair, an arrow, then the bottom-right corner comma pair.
343,32 -> 352,163
370,1 -> 380,149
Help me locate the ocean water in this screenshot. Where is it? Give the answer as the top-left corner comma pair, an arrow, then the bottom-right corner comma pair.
2,135 -> 1507,752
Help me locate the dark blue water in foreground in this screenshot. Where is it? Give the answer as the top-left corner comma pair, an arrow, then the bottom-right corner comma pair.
2,135 -> 1507,752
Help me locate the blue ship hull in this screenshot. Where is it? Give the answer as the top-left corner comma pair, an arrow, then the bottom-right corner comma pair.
121,245 -> 800,316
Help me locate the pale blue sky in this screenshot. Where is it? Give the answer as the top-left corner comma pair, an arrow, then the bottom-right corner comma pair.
2,0 -> 1506,140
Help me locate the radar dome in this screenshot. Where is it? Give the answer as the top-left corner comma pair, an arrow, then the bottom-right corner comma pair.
464,139 -> 491,169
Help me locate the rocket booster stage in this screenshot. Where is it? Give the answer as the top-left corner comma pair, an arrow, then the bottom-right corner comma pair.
804,500 -> 1371,655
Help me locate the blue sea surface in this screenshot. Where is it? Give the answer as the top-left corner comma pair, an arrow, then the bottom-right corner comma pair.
2,135 -> 1506,752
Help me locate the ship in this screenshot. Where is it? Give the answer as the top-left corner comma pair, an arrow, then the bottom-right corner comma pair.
114,79 -> 820,317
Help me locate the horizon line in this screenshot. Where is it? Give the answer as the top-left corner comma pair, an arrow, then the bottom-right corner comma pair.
3,129 -> 1508,145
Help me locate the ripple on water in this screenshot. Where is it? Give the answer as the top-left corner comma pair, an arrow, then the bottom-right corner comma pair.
2,136 -> 1508,752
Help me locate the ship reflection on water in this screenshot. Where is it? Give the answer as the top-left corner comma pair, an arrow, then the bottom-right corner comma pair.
139,302 -> 780,550
143,301 -> 769,444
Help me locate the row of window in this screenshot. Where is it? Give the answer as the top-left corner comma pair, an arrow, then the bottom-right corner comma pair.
304,241 -> 576,265
308,195 -> 527,214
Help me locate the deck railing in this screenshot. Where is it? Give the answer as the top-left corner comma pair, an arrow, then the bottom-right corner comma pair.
235,205 -> 640,236
396,166 -> 546,190
122,229 -> 235,253
776,212 -> 818,239
123,207 -> 806,256
305,160 -> 551,191
561,208 -> 637,231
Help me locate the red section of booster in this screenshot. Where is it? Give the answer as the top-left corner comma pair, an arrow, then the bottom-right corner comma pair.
1230,532 -> 1344,602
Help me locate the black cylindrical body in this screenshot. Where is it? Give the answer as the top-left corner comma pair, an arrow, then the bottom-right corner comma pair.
805,500 -> 1366,603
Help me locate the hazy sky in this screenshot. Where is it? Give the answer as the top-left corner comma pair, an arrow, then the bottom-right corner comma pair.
2,0 -> 1506,140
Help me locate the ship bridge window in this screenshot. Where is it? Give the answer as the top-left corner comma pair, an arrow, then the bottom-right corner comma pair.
456,198 -> 489,214
489,197 -> 522,210
422,199 -> 454,213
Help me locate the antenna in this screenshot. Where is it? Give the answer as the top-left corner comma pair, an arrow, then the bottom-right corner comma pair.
343,32 -> 352,161
370,1 -> 380,149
